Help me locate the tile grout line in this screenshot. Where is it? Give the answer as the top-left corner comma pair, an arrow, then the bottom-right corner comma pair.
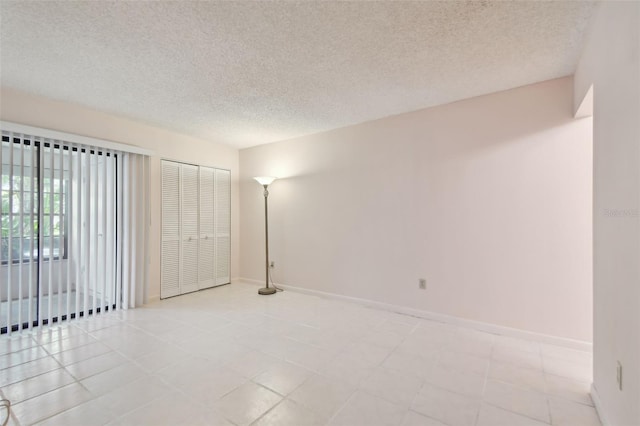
1,283 -> 599,426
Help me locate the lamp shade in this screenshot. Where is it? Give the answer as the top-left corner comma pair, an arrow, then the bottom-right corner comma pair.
253,176 -> 277,186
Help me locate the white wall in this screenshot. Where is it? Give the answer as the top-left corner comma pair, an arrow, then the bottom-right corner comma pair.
0,88 -> 240,302
574,2 -> 640,425
240,77 -> 593,342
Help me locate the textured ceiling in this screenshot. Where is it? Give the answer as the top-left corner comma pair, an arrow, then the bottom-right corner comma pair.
0,1 -> 596,149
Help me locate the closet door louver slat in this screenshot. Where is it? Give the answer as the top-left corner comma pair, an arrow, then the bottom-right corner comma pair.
180,164 -> 199,295
198,167 -> 215,290
160,161 -> 180,298
215,169 -> 230,285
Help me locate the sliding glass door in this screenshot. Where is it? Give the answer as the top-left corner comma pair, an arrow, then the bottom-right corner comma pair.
1,135 -> 117,333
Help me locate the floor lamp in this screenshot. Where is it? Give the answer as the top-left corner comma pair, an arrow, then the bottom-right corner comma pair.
254,176 -> 277,295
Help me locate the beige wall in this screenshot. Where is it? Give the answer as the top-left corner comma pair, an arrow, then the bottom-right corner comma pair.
1,68 -> 596,347
0,87 -> 240,302
240,77 -> 593,342
574,2 -> 640,425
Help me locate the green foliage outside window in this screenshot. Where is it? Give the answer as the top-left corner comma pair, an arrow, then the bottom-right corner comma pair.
1,173 -> 66,262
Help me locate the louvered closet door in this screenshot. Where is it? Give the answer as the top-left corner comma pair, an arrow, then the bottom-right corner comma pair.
215,169 -> 231,285
181,164 -> 200,294
161,161 -> 181,298
198,167 -> 215,290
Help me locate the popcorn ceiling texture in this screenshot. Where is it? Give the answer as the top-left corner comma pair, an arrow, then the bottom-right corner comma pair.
0,1 -> 596,149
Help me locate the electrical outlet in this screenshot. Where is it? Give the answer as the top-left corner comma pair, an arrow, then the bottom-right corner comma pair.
270,261 -> 275,268
419,278 -> 427,290
617,361 -> 623,390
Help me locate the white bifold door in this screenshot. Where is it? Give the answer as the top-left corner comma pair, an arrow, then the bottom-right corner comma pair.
214,168 -> 230,285
161,160 -> 230,298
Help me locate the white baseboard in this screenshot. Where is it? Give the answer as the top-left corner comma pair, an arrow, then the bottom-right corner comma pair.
590,384 -> 609,426
146,280 -> 241,305
238,277 -> 592,351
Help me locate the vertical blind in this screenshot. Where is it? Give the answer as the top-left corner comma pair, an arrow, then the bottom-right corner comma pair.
1,128 -> 149,334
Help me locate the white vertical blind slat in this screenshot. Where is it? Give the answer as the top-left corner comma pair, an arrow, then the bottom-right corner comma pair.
0,138 -> 3,331
91,151 -> 98,315
18,139 -> 24,329
134,156 -> 144,306
115,154 -> 123,311
7,140 -> 14,334
122,155 -> 130,309
122,155 -> 133,309
83,147 -> 90,317
105,152 -> 113,311
142,156 -> 150,304
129,156 -> 137,308
37,140 -> 44,327
99,152 -> 107,313
66,145 -> 73,322
28,139 -> 36,330
47,142 -> 54,326
56,144 -> 63,323
0,137 -> 4,332
74,147 -> 83,321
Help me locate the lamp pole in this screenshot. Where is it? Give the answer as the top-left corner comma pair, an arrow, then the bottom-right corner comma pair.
254,177 -> 277,295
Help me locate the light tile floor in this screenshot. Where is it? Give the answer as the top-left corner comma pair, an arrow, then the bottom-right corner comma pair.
1,290 -> 109,328
0,282 -> 600,426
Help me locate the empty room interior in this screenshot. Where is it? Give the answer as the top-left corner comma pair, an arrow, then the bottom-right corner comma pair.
0,1 -> 638,426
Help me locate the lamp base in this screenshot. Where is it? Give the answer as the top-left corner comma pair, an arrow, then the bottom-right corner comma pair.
258,287 -> 277,295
